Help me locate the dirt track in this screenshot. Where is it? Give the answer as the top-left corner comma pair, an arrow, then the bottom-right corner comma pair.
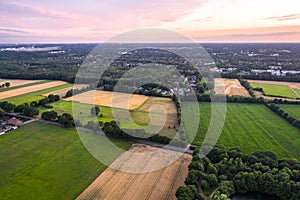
214,78 -> 250,97
77,144 -> 191,200
65,90 -> 148,110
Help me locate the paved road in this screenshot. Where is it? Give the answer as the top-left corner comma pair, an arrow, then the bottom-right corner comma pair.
6,112 -> 194,154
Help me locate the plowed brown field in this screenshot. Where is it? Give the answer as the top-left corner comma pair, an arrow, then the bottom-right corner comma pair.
214,78 -> 250,97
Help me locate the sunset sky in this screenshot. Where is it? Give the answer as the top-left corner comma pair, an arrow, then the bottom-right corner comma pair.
0,0 -> 300,43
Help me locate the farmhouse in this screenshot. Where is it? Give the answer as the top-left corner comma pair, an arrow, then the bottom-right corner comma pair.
7,117 -> 23,126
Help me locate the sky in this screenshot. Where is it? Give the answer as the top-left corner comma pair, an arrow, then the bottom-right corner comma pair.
0,0 -> 299,43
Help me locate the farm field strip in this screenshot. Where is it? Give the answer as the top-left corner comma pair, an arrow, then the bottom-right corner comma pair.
77,144 -> 192,200
0,80 -> 51,92
214,78 -> 250,97
248,80 -> 300,99
65,90 -> 148,110
183,103 -> 300,159
3,83 -> 73,105
0,81 -> 68,100
0,79 -> 45,88
247,80 -> 300,90
42,84 -> 88,97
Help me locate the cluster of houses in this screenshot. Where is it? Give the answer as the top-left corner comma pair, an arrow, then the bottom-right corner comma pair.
0,117 -> 24,135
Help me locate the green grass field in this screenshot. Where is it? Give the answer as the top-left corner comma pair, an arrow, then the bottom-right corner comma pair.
183,102 -> 300,159
0,122 -> 131,200
250,82 -> 300,99
278,104 -> 300,120
3,84 -> 73,105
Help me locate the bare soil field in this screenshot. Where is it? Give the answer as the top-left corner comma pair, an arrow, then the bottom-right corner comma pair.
42,84 -> 88,97
248,80 -> 300,90
214,78 -> 250,97
138,97 -> 178,128
65,90 -> 148,110
77,144 -> 191,200
0,81 -> 68,99
0,79 -> 43,87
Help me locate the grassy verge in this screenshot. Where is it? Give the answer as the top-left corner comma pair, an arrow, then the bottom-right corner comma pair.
278,104 -> 300,120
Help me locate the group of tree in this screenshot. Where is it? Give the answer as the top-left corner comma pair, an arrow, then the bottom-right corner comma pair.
0,82 -> 10,89
266,103 -> 300,129
0,101 -> 39,117
29,94 -> 60,108
176,144 -> 300,200
41,110 -> 74,127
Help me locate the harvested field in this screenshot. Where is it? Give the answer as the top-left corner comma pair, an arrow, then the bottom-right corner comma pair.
137,97 -> 178,128
0,79 -> 44,88
65,90 -> 148,110
77,144 -> 191,200
42,84 -> 88,97
0,81 -> 68,100
214,78 -> 250,97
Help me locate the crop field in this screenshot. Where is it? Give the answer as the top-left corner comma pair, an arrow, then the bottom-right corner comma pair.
278,104 -> 300,120
42,84 -> 88,97
214,78 -> 250,97
3,83 -> 73,105
65,90 -> 148,110
0,81 -> 69,100
0,79 -> 44,88
182,102 -> 300,159
78,144 -> 191,200
249,80 -> 300,99
0,122 -> 131,200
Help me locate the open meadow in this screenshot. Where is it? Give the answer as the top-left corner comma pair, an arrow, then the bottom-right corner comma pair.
182,102 -> 300,159
78,144 -> 191,200
65,90 -> 148,110
0,122 -> 131,200
249,80 -> 300,99
214,78 -> 250,97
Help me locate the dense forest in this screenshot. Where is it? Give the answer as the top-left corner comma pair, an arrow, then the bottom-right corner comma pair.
0,43 -> 299,85
176,145 -> 300,200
